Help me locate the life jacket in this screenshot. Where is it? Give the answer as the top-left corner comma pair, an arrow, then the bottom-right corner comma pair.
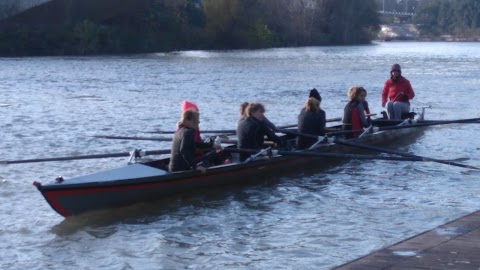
343,101 -> 369,138
342,101 -> 358,126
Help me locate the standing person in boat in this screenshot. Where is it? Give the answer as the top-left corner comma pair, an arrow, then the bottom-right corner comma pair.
169,109 -> 207,173
381,64 -> 415,119
342,86 -> 371,138
236,103 -> 282,161
238,102 -> 277,131
297,97 -> 326,149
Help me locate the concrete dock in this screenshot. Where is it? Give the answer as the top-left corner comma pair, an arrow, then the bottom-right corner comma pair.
334,210 -> 480,269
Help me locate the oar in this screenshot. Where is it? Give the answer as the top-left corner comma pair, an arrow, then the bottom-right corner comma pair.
418,119 -> 480,124
331,137 -> 480,171
94,135 -> 276,146
146,115 -> 377,135
147,129 -> 237,135
327,117 -> 480,136
0,149 -> 171,165
146,129 -> 236,135
275,114 -> 376,130
224,148 -> 433,162
94,135 -> 172,142
94,135 -> 240,144
276,129 -> 480,170
275,119 -> 344,129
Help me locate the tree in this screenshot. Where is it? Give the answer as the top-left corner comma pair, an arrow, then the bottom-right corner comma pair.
321,0 -> 380,44
416,0 -> 480,38
203,0 -> 241,47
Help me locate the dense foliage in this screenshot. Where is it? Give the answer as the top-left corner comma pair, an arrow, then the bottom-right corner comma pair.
415,0 -> 480,39
0,0 -> 380,56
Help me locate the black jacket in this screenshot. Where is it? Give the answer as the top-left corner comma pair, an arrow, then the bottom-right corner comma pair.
297,108 -> 326,149
169,126 -> 197,172
236,117 -> 280,161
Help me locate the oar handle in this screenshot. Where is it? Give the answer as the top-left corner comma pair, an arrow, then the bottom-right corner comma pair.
147,129 -> 236,135
146,115 -> 379,135
94,135 -> 172,141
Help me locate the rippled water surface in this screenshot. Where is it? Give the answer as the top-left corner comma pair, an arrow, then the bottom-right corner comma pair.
1,42 -> 480,269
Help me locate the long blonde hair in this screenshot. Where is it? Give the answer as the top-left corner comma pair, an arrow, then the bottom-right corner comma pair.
305,97 -> 320,112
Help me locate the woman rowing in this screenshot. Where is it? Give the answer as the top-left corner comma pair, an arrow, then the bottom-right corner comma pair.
239,102 -> 277,131
236,103 -> 282,161
342,86 -> 371,138
169,109 -> 209,173
181,100 -> 202,142
297,89 -> 326,149
180,100 -> 220,162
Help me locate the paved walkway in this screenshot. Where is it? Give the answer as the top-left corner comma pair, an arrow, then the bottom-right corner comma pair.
334,210 -> 480,269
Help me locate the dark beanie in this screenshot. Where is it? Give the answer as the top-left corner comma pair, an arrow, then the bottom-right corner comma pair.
309,88 -> 321,102
391,63 -> 401,72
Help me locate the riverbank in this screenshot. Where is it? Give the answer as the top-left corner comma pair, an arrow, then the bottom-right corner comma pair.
0,0 -> 380,57
334,210 -> 480,269
378,24 -> 480,42
378,24 -> 419,41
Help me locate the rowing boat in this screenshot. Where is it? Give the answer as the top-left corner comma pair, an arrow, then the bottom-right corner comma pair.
33,111 -> 427,217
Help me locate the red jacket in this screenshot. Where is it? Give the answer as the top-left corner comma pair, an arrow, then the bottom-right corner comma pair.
381,76 -> 415,106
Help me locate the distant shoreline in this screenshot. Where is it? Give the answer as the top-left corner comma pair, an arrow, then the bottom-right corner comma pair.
378,24 -> 480,42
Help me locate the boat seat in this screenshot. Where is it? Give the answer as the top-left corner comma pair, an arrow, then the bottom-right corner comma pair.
401,112 -> 416,119
381,111 -> 416,120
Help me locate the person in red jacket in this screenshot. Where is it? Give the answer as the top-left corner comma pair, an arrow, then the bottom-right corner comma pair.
381,64 -> 415,119
343,86 -> 371,138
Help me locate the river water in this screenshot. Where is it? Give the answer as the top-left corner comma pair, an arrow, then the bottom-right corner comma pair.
1,42 -> 479,269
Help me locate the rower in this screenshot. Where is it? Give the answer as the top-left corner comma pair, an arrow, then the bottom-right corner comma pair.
342,86 -> 371,139
381,63 -> 415,119
297,92 -> 326,149
169,109 -> 208,173
236,103 -> 282,161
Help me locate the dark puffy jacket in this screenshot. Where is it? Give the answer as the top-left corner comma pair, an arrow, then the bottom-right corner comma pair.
169,126 -> 197,172
297,108 -> 326,149
236,117 -> 281,161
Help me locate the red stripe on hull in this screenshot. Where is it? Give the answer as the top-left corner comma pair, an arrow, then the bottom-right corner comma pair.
42,157 -> 304,217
